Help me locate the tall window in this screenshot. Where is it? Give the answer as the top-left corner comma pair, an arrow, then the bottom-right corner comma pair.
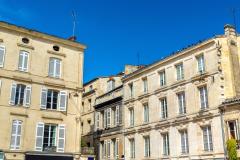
95,112 -> 100,130
88,99 -> 92,111
180,130 -> 189,154
107,80 -> 115,91
162,133 -> 170,156
10,83 -> 31,107
176,63 -> 184,80
199,86 -> 208,110
129,138 -> 135,158
10,120 -> 22,150
41,88 -> 67,111
202,126 -> 213,151
178,92 -> 186,115
143,78 -> 148,94
160,98 -> 168,119
43,124 -> 57,151
105,108 -> 111,128
197,54 -> 205,74
144,136 -> 150,157
143,104 -> 149,123
129,83 -> 134,98
18,51 -> 29,72
129,108 -> 134,127
227,120 -> 239,140
35,123 -> 65,152
0,151 -> 4,160
107,140 -> 111,159
0,45 -> 5,68
113,139 -> 119,159
115,105 -> 120,126
49,58 -> 61,78
159,71 -> 166,86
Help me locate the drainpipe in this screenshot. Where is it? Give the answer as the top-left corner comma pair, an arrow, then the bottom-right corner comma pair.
220,107 -> 227,160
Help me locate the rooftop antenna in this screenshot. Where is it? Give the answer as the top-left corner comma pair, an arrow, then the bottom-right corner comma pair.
72,10 -> 77,37
231,8 -> 237,30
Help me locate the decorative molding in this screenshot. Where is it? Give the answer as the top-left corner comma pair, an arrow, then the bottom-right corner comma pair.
17,43 -> 34,50
10,111 -> 28,118
0,39 -> 3,43
47,50 -> 66,57
12,75 -> 32,83
42,114 -> 63,121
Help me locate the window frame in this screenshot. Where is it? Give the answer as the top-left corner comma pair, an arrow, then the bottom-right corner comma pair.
202,126 -> 213,152
18,50 -> 29,72
180,130 -> 189,154
199,86 -> 208,110
176,63 -> 184,81
10,120 -> 22,150
129,138 -> 135,158
159,70 -> 166,86
162,133 -> 170,156
160,98 -> 168,119
196,54 -> 205,74
0,45 -> 6,68
48,57 -> 62,78
177,92 -> 186,115
143,103 -> 149,123
144,136 -> 150,158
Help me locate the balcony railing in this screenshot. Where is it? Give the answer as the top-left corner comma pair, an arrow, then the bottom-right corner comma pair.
81,147 -> 95,155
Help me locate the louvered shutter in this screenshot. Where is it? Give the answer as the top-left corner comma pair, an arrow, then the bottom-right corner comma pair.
107,108 -> 111,128
18,52 -> 24,71
0,46 -> 5,68
104,110 -> 107,128
48,58 -> 54,77
95,112 -> 100,130
40,88 -> 47,109
24,85 -> 31,107
35,122 -> 44,151
59,91 -> 67,111
23,52 -> 29,72
55,60 -> 61,78
9,83 -> 17,105
116,105 -> 119,125
57,124 -> 65,152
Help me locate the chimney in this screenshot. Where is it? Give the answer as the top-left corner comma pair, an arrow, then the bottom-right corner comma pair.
68,36 -> 77,41
224,24 -> 236,37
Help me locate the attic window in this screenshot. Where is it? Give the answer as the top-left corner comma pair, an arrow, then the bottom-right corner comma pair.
53,45 -> 60,51
22,38 -> 29,44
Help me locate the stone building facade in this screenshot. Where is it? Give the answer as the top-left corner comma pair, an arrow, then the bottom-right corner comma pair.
0,22 -> 86,160
122,25 -> 240,160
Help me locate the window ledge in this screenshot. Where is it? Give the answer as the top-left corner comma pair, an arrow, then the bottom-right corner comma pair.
17,43 -> 34,50
10,111 -> 28,118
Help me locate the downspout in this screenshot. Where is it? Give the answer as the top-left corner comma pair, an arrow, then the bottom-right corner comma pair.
220,107 -> 227,159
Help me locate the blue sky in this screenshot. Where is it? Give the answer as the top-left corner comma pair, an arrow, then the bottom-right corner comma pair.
0,0 -> 239,83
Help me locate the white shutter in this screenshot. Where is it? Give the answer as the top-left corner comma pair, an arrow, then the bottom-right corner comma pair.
95,112 -> 100,130
40,88 -> 47,109
104,110 -> 107,129
57,124 -> 65,152
10,120 -> 22,150
9,83 -> 17,105
0,46 -> 5,68
116,105 -> 119,125
107,108 -> 111,128
18,52 -> 24,71
23,52 -> 29,72
48,58 -> 54,77
55,60 -> 61,78
59,91 -> 67,111
35,122 -> 44,151
24,85 -> 31,107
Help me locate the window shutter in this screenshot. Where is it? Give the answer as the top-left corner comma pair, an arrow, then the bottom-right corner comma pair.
95,112 -> 100,130
116,105 -> 120,125
24,85 -> 31,107
0,46 -> 5,67
48,59 -> 54,77
10,120 -> 22,150
35,122 -> 44,151
59,91 -> 67,111
55,60 -> 61,78
104,110 -> 107,128
9,83 -> 17,105
107,108 -> 111,128
18,52 -> 24,71
40,88 -> 47,109
57,124 -> 65,152
23,52 -> 29,71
